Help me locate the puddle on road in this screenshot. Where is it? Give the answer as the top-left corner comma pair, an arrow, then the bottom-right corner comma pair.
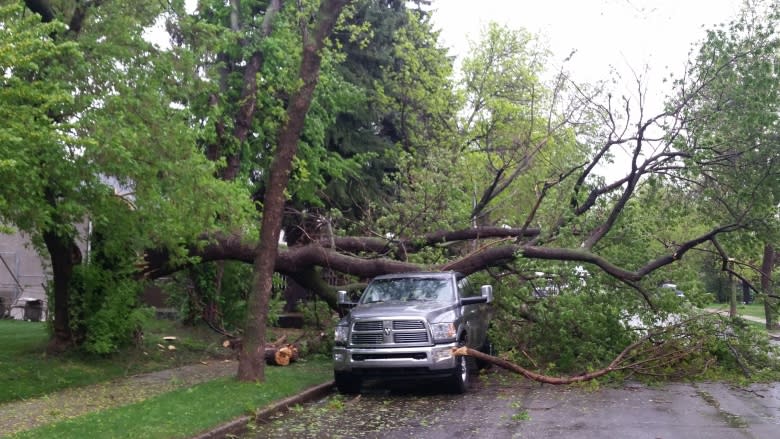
697,390 -> 749,429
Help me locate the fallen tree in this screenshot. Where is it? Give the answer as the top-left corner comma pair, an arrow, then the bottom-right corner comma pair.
453,313 -> 778,383
141,222 -> 745,311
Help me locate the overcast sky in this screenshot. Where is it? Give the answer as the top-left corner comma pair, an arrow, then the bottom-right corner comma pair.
431,0 -> 744,95
430,0 -> 746,177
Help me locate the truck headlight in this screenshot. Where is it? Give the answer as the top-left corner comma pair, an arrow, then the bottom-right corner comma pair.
334,325 -> 349,345
430,322 -> 456,342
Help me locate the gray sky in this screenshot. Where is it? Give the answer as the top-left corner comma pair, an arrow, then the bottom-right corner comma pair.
431,0 -> 745,178
432,0 -> 743,95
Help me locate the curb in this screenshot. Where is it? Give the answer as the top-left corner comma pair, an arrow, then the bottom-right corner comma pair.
191,380 -> 334,439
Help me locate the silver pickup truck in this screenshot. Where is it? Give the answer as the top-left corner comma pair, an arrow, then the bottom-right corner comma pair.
332,271 -> 493,394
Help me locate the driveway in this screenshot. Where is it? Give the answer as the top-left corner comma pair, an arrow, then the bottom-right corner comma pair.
246,370 -> 780,439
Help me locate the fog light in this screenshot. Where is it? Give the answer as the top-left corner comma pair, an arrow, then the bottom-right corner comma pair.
333,353 -> 345,361
432,348 -> 453,362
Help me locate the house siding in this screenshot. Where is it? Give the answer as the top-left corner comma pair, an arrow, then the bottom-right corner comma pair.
1,231 -> 49,319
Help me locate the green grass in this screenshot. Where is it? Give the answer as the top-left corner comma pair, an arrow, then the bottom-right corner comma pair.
0,319 -> 231,404
735,303 -> 768,320
11,359 -> 332,439
744,319 -> 768,331
708,302 -> 768,321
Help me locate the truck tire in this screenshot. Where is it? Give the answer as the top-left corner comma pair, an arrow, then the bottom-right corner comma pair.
334,371 -> 361,394
448,345 -> 470,394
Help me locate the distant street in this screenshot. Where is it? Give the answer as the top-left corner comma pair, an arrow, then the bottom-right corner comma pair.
247,369 -> 780,439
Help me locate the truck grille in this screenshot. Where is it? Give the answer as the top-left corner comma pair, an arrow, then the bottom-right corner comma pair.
353,321 -> 383,331
351,333 -> 384,344
393,332 -> 428,343
393,320 -> 425,330
350,319 -> 430,346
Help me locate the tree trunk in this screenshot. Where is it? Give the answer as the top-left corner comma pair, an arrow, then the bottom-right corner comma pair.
729,262 -> 737,318
42,230 -> 81,353
761,243 -> 775,329
237,0 -> 349,382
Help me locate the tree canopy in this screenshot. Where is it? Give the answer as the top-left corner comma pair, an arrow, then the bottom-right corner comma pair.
3,0 -> 779,380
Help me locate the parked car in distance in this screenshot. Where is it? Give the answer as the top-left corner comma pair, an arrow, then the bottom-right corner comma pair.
661,282 -> 685,298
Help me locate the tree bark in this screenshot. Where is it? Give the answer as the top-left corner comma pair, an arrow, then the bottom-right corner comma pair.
42,230 -> 81,353
453,346 -> 618,384
23,0 -> 54,22
237,0 -> 349,382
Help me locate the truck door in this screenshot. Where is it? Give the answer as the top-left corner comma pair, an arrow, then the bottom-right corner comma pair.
457,277 -> 487,347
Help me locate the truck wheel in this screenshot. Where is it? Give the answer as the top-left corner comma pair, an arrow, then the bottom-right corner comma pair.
334,371 -> 361,394
448,348 -> 470,394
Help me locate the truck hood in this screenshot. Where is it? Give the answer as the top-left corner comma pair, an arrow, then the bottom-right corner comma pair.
348,301 -> 457,323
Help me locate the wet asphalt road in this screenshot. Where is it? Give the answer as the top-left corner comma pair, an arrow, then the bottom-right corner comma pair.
246,370 -> 780,439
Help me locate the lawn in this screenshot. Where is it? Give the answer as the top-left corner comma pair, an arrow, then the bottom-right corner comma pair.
735,303 -> 769,320
708,302 -> 769,321
0,319 -> 231,404
11,359 -> 332,439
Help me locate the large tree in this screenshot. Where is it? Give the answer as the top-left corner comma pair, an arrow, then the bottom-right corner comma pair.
4,0 -> 242,352
156,12 -> 770,305
238,0 -> 349,382
680,0 -> 780,326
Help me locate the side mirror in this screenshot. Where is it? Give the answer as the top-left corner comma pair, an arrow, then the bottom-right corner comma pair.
337,290 -> 357,307
480,285 -> 493,304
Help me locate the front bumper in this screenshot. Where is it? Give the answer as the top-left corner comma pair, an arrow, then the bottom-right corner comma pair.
333,343 -> 458,378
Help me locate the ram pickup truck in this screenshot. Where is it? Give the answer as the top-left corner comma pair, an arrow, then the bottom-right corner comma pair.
332,271 -> 493,394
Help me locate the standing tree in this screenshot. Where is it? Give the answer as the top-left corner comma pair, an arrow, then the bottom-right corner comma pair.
7,0 -> 247,352
680,0 -> 780,326
238,0 -> 350,382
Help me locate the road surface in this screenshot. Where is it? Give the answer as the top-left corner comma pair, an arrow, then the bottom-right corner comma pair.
247,370 -> 780,439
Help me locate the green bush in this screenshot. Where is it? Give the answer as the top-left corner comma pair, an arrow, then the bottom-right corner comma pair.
64,265 -> 151,355
162,262 -> 285,331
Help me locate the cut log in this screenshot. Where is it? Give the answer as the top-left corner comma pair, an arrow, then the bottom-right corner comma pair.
222,332 -> 299,364
264,344 -> 299,366
222,338 -> 243,352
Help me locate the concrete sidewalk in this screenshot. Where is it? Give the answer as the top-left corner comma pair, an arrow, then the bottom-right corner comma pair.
705,307 -> 780,339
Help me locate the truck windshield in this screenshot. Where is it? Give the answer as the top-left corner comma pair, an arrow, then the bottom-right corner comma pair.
360,278 -> 453,303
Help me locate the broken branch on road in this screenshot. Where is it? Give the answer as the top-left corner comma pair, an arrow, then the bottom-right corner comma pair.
453,313 -> 769,384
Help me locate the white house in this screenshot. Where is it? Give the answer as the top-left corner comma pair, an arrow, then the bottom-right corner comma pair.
0,230 -> 49,320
